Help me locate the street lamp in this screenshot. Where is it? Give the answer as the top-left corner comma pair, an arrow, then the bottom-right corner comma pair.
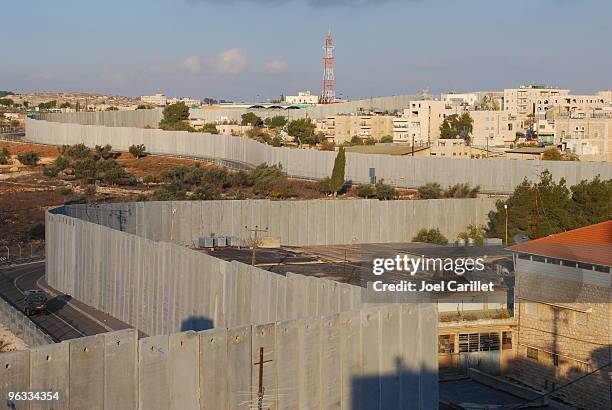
504,204 -> 508,245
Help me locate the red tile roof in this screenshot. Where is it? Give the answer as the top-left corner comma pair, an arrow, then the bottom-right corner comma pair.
508,220 -> 612,266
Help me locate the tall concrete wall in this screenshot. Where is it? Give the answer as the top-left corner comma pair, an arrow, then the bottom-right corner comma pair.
37,109 -> 163,128
1,304 -> 438,409
0,296 -> 54,347
27,119 -> 612,193
45,206 -> 365,336
58,199 -> 496,247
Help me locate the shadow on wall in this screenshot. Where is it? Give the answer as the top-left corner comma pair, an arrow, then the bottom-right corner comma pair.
180,316 -> 214,332
351,357 -> 437,409
504,343 -> 611,409
45,294 -> 72,314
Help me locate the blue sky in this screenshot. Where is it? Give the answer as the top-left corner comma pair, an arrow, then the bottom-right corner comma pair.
2,0 -> 611,100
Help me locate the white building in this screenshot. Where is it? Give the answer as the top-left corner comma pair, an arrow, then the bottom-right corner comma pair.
285,91 -> 319,105
140,93 -> 167,106
168,97 -> 201,107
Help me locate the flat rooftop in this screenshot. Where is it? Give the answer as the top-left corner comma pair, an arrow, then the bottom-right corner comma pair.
200,243 -> 512,288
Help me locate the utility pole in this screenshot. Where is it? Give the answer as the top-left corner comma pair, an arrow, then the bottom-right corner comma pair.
504,203 -> 508,245
253,347 -> 273,410
245,225 -> 268,266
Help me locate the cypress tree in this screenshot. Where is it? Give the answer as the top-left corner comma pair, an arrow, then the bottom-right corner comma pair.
330,147 -> 346,196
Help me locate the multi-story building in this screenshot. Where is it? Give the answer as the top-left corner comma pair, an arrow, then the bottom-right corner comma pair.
535,90 -> 612,116
504,85 -> 570,116
323,114 -> 394,144
139,93 -> 167,106
470,111 -> 523,147
392,100 -> 454,144
285,91 -> 319,105
507,221 -> 611,410
393,100 -> 521,147
554,112 -> 612,160
168,97 -> 201,107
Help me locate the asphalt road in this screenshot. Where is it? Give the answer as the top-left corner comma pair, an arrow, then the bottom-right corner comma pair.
0,261 -> 136,342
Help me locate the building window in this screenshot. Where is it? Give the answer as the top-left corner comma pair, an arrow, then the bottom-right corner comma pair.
479,332 -> 500,351
502,331 -> 512,350
525,303 -> 538,317
574,311 -> 588,326
527,347 -> 539,361
438,334 -> 455,354
459,333 -> 479,353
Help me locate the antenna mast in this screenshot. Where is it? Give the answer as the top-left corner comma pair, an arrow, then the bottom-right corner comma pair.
321,31 -> 335,104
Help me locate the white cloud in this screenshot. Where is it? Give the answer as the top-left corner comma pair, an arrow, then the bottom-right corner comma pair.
209,48 -> 247,75
264,60 -> 288,74
182,55 -> 202,75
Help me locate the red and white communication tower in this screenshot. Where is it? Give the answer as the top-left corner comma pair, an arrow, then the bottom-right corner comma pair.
321,31 -> 335,104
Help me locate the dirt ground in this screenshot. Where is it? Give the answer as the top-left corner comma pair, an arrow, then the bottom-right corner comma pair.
0,141 -> 418,245
0,322 -> 28,352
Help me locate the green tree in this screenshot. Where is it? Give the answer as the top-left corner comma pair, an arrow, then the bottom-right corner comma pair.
375,179 -> 399,200
412,228 -> 449,245
319,140 -> 335,151
38,100 -> 57,110
356,184 -> 375,198
248,163 -> 291,198
106,106 -> 118,111
159,102 -> 190,130
94,144 -> 113,160
445,183 -> 480,198
241,112 -> 263,126
568,176 -> 612,226
439,112 -> 473,140
17,151 -> 40,166
287,118 -> 317,145
129,144 -> 147,159
329,147 -> 346,196
201,123 -> 219,134
380,135 -> 394,143
264,116 -> 288,129
0,98 -> 14,106
418,182 -> 444,199
458,224 -> 485,245
485,170 -> 584,243
59,102 -> 72,109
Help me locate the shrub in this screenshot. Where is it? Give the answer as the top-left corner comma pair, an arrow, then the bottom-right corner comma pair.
94,144 -> 113,160
59,143 -> 90,159
201,123 -> 219,134
153,187 -> 187,201
101,164 -> 131,185
356,184 -> 375,198
374,180 -> 398,200
380,135 -> 394,143
191,185 -> 220,200
316,177 -> 333,195
17,151 -> 40,166
412,228 -> 449,245
418,182 -> 443,199
457,224 -> 485,245
445,183 -> 480,198
27,223 -> 46,241
249,164 -> 290,198
319,140 -> 335,151
135,194 -> 149,202
56,186 -> 73,195
0,147 -> 11,165
128,144 -> 147,159
83,185 -> 97,196
43,165 -> 59,177
142,175 -> 156,184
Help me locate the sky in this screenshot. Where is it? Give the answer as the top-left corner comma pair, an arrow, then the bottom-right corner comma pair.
2,0 -> 611,101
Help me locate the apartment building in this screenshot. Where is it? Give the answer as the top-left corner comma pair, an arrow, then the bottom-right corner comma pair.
285,91 -> 319,105
323,114 -> 394,144
507,221 -> 611,410
470,111 -> 523,147
168,97 -> 201,107
554,112 -> 612,160
393,100 -> 454,144
504,85 -> 570,116
139,93 -> 167,106
393,100 -> 520,147
535,90 -> 612,116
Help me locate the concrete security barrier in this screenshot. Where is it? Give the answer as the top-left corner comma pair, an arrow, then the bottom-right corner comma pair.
26,118 -> 612,193
0,296 -> 54,347
0,305 -> 438,410
44,199 -> 491,337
